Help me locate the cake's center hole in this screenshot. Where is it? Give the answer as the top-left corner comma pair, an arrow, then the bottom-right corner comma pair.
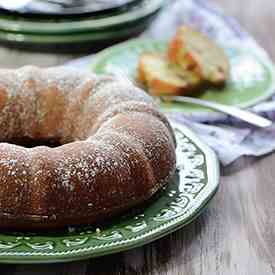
7,137 -> 62,148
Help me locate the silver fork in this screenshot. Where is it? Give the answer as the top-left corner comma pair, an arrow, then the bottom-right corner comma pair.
160,96 -> 272,128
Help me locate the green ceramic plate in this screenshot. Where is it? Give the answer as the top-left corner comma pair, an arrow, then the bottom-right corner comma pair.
0,122 -> 219,263
0,20 -> 152,44
90,39 -> 275,112
0,0 -> 164,34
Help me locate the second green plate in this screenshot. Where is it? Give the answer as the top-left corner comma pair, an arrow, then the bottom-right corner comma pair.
90,39 -> 275,112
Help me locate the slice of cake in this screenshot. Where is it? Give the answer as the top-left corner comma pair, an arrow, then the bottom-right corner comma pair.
168,26 -> 230,85
137,53 -> 200,96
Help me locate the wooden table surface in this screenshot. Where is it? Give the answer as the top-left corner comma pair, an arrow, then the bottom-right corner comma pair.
1,0 -> 275,274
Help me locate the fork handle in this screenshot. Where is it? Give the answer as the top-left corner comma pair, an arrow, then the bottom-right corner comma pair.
162,96 -> 272,128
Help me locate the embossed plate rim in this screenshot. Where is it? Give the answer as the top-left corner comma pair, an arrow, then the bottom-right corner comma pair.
0,121 -> 219,263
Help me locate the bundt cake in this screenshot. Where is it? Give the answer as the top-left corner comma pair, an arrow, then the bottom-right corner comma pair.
0,66 -> 176,230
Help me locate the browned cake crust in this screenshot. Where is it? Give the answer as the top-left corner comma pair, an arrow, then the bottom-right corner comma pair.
0,66 -> 176,230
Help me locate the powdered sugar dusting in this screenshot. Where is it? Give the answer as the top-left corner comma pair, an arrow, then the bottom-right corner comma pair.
0,67 -> 176,228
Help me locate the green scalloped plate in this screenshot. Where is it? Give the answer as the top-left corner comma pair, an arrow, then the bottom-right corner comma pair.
0,122 -> 219,263
90,39 -> 275,113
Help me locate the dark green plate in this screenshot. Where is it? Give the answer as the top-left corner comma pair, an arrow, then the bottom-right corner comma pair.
0,122 -> 219,263
90,39 -> 275,112
0,18 -> 155,53
0,0 -> 140,18
0,0 -> 164,34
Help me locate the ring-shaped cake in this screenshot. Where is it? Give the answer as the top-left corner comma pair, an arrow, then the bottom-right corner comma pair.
0,66 -> 176,229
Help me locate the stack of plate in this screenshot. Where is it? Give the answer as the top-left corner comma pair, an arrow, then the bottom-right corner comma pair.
0,0 -> 164,52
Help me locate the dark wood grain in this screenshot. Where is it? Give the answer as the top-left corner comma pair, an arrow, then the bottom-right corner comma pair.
1,0 -> 275,274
